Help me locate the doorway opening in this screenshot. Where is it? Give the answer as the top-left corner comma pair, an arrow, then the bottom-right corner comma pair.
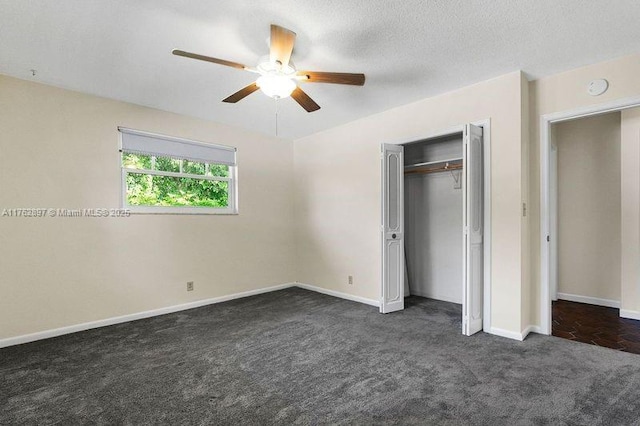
550,112 -> 628,350
380,122 -> 491,336
541,101 -> 640,354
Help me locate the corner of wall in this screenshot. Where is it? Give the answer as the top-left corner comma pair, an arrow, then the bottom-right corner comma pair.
0,74 -> 299,340
520,72 -> 532,331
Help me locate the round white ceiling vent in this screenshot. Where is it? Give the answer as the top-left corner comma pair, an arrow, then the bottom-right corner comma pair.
588,79 -> 609,96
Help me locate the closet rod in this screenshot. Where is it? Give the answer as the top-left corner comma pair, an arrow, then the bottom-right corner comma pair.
404,162 -> 463,175
404,157 -> 463,169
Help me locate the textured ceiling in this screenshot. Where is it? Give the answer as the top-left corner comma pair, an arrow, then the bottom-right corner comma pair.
1,0 -> 640,139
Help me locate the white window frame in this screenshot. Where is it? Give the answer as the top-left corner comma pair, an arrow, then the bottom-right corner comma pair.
118,128 -> 238,215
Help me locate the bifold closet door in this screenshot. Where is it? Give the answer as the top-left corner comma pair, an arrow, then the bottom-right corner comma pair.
463,124 -> 483,335
381,143 -> 404,313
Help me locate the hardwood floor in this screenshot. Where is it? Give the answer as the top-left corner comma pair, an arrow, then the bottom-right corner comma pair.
553,299 -> 640,354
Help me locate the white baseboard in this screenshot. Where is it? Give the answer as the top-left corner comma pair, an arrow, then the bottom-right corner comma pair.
0,283 -> 296,349
295,282 -> 380,308
620,309 -> 640,321
409,290 -> 462,305
557,292 -> 620,308
0,282 -> 382,349
489,326 -> 528,341
520,325 -> 544,340
0,278 -> 545,347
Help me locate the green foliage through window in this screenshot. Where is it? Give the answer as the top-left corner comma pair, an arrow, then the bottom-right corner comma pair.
122,153 -> 230,208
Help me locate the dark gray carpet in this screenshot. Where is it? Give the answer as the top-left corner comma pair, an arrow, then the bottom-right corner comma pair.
2,288 -> 640,425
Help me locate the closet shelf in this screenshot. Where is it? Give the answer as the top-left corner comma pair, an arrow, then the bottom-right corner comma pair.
404,157 -> 463,169
404,157 -> 463,175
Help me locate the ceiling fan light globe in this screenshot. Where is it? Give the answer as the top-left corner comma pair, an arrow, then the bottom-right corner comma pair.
256,75 -> 297,99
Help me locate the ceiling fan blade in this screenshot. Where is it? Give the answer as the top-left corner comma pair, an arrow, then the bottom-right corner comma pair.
291,87 -> 320,112
298,71 -> 365,86
270,24 -> 296,67
222,82 -> 260,103
172,49 -> 247,70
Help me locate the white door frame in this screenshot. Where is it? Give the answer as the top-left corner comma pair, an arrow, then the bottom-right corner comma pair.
381,119 -> 492,333
539,96 -> 640,335
549,143 -> 558,301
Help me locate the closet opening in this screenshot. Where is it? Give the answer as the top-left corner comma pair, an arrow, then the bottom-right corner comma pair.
381,123 -> 489,337
548,109 -> 640,354
404,133 -> 464,321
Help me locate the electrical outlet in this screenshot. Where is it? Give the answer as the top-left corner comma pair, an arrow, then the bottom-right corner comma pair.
187,281 -> 194,291
348,275 -> 353,285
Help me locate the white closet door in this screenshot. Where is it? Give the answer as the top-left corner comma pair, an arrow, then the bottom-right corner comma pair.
463,124 -> 483,335
381,143 -> 405,313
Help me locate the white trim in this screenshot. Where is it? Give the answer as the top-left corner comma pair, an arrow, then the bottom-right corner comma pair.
0,283 -> 385,349
489,327 -> 526,341
410,290 -> 461,305
539,95 -> 640,336
549,144 -> 558,301
488,325 -> 542,341
487,325 -> 544,342
541,96 -> 640,126
557,292 -> 620,308
521,325 -> 543,340
540,113 -> 551,335
620,309 -> 640,321
127,206 -> 238,215
230,160 -> 239,213
296,282 -> 380,307
0,283 -> 295,349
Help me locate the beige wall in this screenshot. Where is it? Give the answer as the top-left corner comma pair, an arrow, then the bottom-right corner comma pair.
554,112 -> 621,302
529,53 -> 640,326
521,75 -> 531,328
294,71 -> 528,335
0,75 -> 296,340
6,52 -> 640,341
621,107 -> 640,316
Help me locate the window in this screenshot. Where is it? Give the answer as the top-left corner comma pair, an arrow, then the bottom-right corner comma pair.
119,128 -> 237,214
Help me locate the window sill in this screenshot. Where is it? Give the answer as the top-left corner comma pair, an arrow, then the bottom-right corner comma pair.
126,207 -> 238,215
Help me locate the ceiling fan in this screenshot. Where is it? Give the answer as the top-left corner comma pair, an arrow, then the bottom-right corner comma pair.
172,24 -> 365,113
